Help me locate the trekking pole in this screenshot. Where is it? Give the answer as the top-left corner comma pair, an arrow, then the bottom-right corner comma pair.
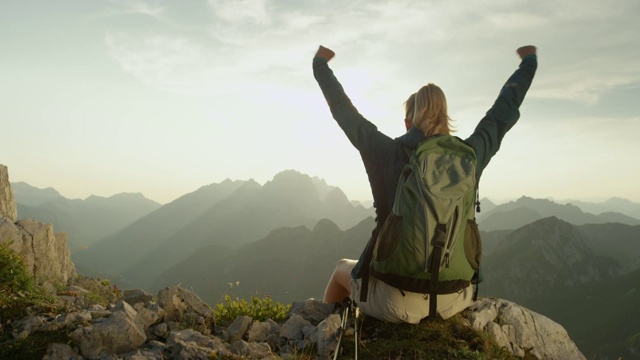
333,299 -> 351,360
354,304 -> 360,360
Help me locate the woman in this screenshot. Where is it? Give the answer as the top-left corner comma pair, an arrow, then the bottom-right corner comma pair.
314,44 -> 537,323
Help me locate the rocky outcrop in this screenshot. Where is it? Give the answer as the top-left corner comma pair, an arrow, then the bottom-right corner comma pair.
0,165 -> 76,285
0,164 -> 17,222
0,218 -> 76,285
5,282 -> 586,360
464,297 -> 586,360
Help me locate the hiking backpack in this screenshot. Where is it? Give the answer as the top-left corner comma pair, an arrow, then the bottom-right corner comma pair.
370,135 -> 482,319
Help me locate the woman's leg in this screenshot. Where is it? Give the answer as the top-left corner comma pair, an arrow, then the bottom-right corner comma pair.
323,259 -> 358,303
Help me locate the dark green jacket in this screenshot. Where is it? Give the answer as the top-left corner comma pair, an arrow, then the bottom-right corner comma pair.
313,55 -> 537,278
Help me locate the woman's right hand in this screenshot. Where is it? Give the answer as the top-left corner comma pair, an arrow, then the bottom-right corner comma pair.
315,45 -> 335,61
516,45 -> 536,59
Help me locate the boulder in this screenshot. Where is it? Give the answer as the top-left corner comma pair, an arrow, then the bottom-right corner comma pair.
0,164 -> 17,222
465,297 -> 586,360
157,286 -> 215,326
70,301 -> 147,356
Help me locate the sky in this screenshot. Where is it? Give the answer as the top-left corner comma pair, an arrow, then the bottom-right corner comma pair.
2,0 -> 639,205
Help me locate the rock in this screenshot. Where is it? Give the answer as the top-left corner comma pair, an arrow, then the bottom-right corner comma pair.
248,320 -> 272,342
43,343 -> 81,360
290,298 -> 335,325
167,329 -> 231,358
227,315 -> 253,342
315,314 -> 341,360
230,340 -> 273,358
123,289 -> 154,306
70,301 -> 147,356
11,315 -> 45,340
465,298 -> 586,360
133,301 -> 165,329
153,322 -> 169,338
40,311 -> 92,332
280,314 -> 312,341
157,286 -> 215,326
0,218 -> 76,285
0,164 -> 17,222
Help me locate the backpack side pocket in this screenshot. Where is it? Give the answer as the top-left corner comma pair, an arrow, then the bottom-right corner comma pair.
464,219 -> 482,270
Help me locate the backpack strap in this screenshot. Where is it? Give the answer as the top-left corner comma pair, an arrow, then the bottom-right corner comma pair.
429,223 -> 447,320
360,144 -> 414,303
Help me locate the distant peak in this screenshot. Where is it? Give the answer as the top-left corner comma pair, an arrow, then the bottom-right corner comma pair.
312,218 -> 340,234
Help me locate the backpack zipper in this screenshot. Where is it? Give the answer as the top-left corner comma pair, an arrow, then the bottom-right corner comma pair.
443,206 -> 459,268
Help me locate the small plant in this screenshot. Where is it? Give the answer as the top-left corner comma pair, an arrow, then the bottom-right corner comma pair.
215,294 -> 291,325
0,241 -> 33,295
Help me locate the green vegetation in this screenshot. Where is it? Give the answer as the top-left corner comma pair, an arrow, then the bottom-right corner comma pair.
0,241 -> 56,319
336,314 -> 524,360
0,241 -> 63,360
214,294 -> 291,326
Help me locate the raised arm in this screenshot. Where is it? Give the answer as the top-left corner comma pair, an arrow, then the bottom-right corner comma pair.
465,45 -> 538,177
312,46 -> 392,153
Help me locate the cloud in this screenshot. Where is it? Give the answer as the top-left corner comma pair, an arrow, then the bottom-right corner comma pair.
105,0 -> 167,20
104,0 -> 639,110
208,0 -> 271,25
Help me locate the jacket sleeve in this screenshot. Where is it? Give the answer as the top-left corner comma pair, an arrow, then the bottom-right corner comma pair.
465,55 -> 537,176
313,57 -> 394,154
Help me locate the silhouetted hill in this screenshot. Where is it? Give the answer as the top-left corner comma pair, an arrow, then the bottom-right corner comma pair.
541,267 -> 640,359
477,197 -> 497,214
119,171 -> 372,289
478,196 -> 640,231
12,182 -> 63,206
478,206 -> 542,231
579,222 -> 640,273
570,197 -> 640,219
482,216 -> 621,306
12,182 -> 161,251
73,178 -> 248,277
73,171 -> 373,290
152,217 -> 375,304
479,229 -> 512,255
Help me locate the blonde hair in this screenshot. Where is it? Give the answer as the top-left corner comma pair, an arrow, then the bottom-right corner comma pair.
404,93 -> 416,120
411,83 -> 453,136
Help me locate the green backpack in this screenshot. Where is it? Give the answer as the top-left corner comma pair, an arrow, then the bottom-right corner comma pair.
370,135 -> 482,319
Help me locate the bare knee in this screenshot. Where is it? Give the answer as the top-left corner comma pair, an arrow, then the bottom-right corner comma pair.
335,259 -> 357,272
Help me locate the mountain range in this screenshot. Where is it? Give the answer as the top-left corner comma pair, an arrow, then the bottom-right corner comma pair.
11,173 -> 640,359
477,196 -> 640,231
70,170 -> 374,290
481,216 -> 640,359
12,182 -> 161,251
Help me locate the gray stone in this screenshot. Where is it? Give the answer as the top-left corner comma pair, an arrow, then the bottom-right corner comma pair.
70,301 -> 147,356
0,218 -> 76,285
465,298 -> 586,360
227,315 -> 253,342
122,348 -> 165,360
230,340 -> 272,358
123,289 -> 154,306
153,323 -> 168,338
11,315 -> 44,340
290,298 -> 335,325
167,329 -> 231,359
43,343 -> 81,360
133,301 -> 164,329
157,286 -> 215,326
280,314 -> 311,341
315,314 -> 341,360
0,165 -> 17,222
248,320 -> 272,342
40,310 -> 92,332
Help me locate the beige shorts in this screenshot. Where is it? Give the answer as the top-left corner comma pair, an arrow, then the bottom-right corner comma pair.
350,276 -> 474,324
